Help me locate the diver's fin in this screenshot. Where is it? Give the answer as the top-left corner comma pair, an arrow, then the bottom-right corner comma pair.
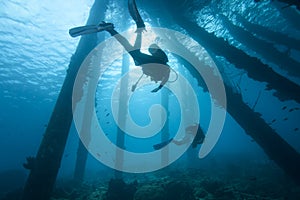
69,25 -> 99,37
69,22 -> 114,37
128,0 -> 145,30
153,138 -> 173,150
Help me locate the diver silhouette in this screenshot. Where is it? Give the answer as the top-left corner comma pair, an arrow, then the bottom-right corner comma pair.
153,123 -> 205,150
69,0 -> 171,93
104,24 -> 170,93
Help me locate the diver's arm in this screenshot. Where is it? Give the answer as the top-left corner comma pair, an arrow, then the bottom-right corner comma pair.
107,29 -> 135,52
151,79 -> 165,93
151,85 -> 163,93
133,31 -> 142,49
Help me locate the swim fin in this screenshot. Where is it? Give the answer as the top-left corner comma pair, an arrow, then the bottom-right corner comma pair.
128,0 -> 145,30
69,25 -> 99,37
69,22 -> 114,37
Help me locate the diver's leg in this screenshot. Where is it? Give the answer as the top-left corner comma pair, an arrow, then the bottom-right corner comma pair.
108,28 -> 142,51
128,0 -> 146,30
107,29 -> 135,52
107,28 -> 144,65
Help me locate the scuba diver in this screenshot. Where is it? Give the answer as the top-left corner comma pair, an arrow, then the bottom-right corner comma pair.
153,123 -> 205,150
69,0 -> 171,93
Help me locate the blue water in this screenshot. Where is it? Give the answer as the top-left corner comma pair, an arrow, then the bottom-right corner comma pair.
1,0 -> 300,199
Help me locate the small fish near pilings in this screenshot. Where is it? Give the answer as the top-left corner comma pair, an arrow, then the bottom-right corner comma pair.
268,119 -> 276,125
281,106 -> 299,112
294,128 -> 299,132
288,107 -> 300,112
105,113 -> 110,117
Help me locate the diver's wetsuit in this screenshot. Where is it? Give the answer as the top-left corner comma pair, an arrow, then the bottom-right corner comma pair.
107,29 -> 170,92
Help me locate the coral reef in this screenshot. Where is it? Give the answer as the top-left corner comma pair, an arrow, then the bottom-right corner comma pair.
134,185 -> 165,200
104,179 -> 138,200
164,180 -> 195,200
45,163 -> 300,200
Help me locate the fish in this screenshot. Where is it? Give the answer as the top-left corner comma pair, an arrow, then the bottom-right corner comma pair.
282,106 -> 287,110
288,108 -> 294,112
271,119 -> 276,123
294,128 -> 299,132
283,117 -> 288,121
106,113 -> 110,117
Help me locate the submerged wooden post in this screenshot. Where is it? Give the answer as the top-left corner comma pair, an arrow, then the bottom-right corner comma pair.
73,75 -> 97,183
73,20 -> 106,184
168,30 -> 300,184
273,1 -> 300,30
114,0 -> 130,178
161,89 -> 170,166
114,54 -> 130,179
73,141 -> 89,182
235,14 -> 300,52
176,17 -> 300,104
218,14 -> 300,77
21,1 -> 106,199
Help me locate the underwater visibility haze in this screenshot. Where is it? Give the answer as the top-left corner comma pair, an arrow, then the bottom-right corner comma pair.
1,0 -> 300,199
